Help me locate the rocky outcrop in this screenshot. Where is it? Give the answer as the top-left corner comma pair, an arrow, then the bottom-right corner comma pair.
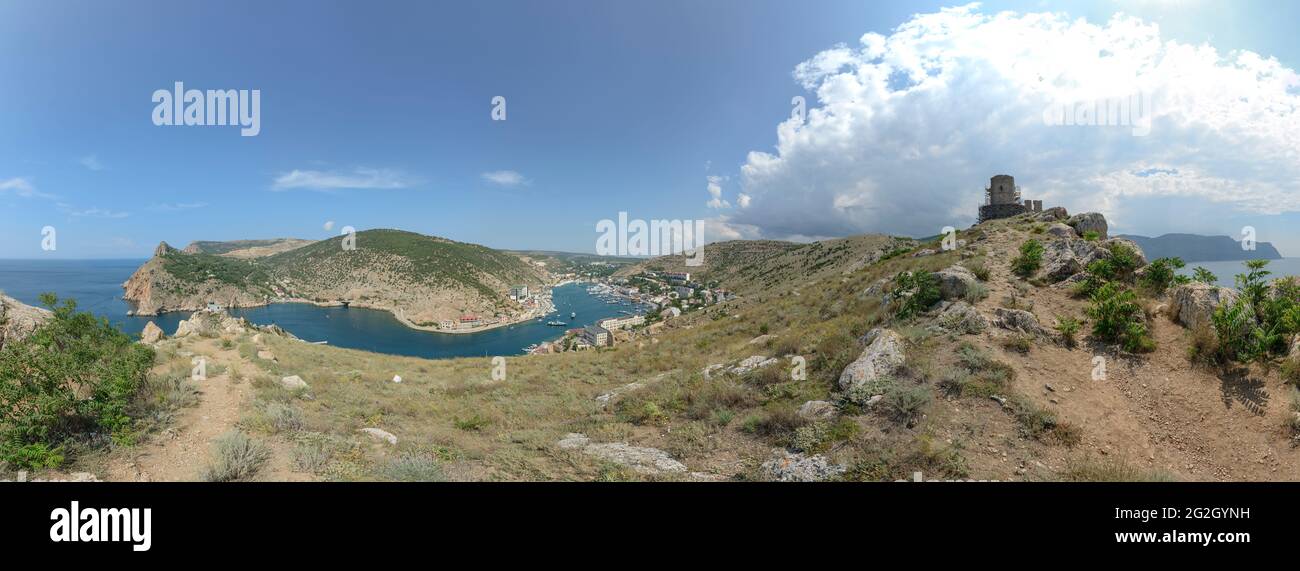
139,321 -> 165,344
797,400 -> 837,420
937,301 -> 988,334
838,329 -> 905,391
1037,206 -> 1069,221
1042,240 -> 1083,282
1046,223 -> 1076,239
993,308 -> 1047,336
937,265 -> 978,301
1170,283 -> 1240,331
759,449 -> 846,482
703,356 -> 779,379
1066,212 -> 1108,239
558,433 -> 688,476
1103,237 -> 1147,267
0,294 -> 51,349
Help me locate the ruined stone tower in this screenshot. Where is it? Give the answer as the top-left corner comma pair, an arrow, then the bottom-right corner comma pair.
978,174 -> 1040,222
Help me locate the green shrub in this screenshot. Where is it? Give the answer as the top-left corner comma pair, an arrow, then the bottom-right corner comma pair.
1054,316 -> 1081,348
1191,266 -> 1218,285
380,453 -> 446,482
883,383 -> 930,425
964,282 -> 989,304
1086,283 -> 1153,352
0,294 -> 155,468
1011,239 -> 1044,278
963,259 -> 991,281
1138,257 -> 1188,294
892,270 -> 941,319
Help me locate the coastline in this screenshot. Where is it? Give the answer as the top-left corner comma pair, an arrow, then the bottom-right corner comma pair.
126,289 -> 560,336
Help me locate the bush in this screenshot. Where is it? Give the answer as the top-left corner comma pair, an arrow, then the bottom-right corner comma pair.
963,260 -> 991,281
1001,334 -> 1033,354
883,383 -> 930,425
201,431 -> 269,481
964,282 -> 989,304
1054,316 -> 1081,348
1138,257 -> 1188,295
1086,283 -> 1153,352
1191,266 -> 1218,285
379,453 -> 446,482
0,294 -> 155,468
892,270 -> 941,319
1104,242 -> 1142,282
1011,239 -> 1044,278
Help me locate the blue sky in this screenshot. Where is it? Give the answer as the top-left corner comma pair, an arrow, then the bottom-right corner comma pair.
3,0 -> 1299,258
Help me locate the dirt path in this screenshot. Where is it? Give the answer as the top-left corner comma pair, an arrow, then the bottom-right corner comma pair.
105,340 -> 309,482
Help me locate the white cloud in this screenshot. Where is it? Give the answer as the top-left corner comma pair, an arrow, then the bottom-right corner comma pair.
0,177 -> 59,200
272,167 -> 413,191
481,170 -> 530,187
80,154 -> 105,171
728,4 -> 1300,241
67,207 -> 130,219
149,202 -> 208,211
706,175 -> 730,209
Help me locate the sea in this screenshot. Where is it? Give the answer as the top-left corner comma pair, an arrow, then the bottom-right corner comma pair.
1174,258 -> 1300,289
0,259 -> 646,359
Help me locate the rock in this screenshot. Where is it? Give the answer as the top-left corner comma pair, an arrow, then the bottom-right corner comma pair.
1070,239 -> 1109,267
1037,206 -> 1068,221
937,301 -> 988,334
256,350 -> 275,361
748,334 -> 777,345
993,307 -> 1046,335
558,433 -> 687,475
936,265 -> 978,301
1046,223 -> 1076,239
252,333 -> 263,345
1170,282 -> 1241,332
701,363 -> 726,379
912,248 -> 936,257
584,442 -> 688,475
359,427 -> 398,446
1066,212 -> 1108,239
278,375 -> 309,390
557,433 -> 591,449
1102,237 -> 1147,267
797,400 -> 837,420
1054,272 -> 1090,291
596,382 -> 645,407
392,375 -> 402,383
838,329 -> 905,391
1041,240 -> 1083,282
759,449 -> 846,482
139,321 -> 165,344
730,355 -> 778,376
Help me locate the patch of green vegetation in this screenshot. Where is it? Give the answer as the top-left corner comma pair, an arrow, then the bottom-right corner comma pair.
1011,239 -> 1043,278
1087,282 -> 1154,353
0,295 -> 155,469
893,270 -> 941,318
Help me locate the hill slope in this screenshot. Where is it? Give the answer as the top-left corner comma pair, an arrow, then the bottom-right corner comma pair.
182,238 -> 314,259
123,229 -> 549,327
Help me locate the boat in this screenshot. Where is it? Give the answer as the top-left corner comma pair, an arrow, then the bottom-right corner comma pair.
546,320 -> 567,326
570,312 -> 576,319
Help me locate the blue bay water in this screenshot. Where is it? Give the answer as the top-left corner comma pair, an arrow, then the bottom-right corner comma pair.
1175,258 -> 1300,289
0,259 -> 643,359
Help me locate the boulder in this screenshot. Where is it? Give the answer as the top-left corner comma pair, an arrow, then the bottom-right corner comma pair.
1046,223 -> 1076,239
278,375 -> 309,390
759,449 -> 846,482
1037,206 -> 1069,221
748,334 -> 777,345
1171,282 -> 1240,331
1066,212 -> 1108,239
257,350 -> 276,361
730,355 -> 778,376
1041,240 -> 1083,282
557,433 -> 591,449
838,329 -> 905,391
0,294 -> 50,349
797,400 -> 837,420
140,321 -> 165,344
938,301 -> 988,334
937,265 -> 978,301
1102,237 -> 1147,267
993,308 -> 1047,336
558,433 -> 687,475
359,427 -> 398,446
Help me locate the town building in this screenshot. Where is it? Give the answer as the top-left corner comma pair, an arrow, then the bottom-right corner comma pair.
581,325 -> 611,347
598,315 -> 645,331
